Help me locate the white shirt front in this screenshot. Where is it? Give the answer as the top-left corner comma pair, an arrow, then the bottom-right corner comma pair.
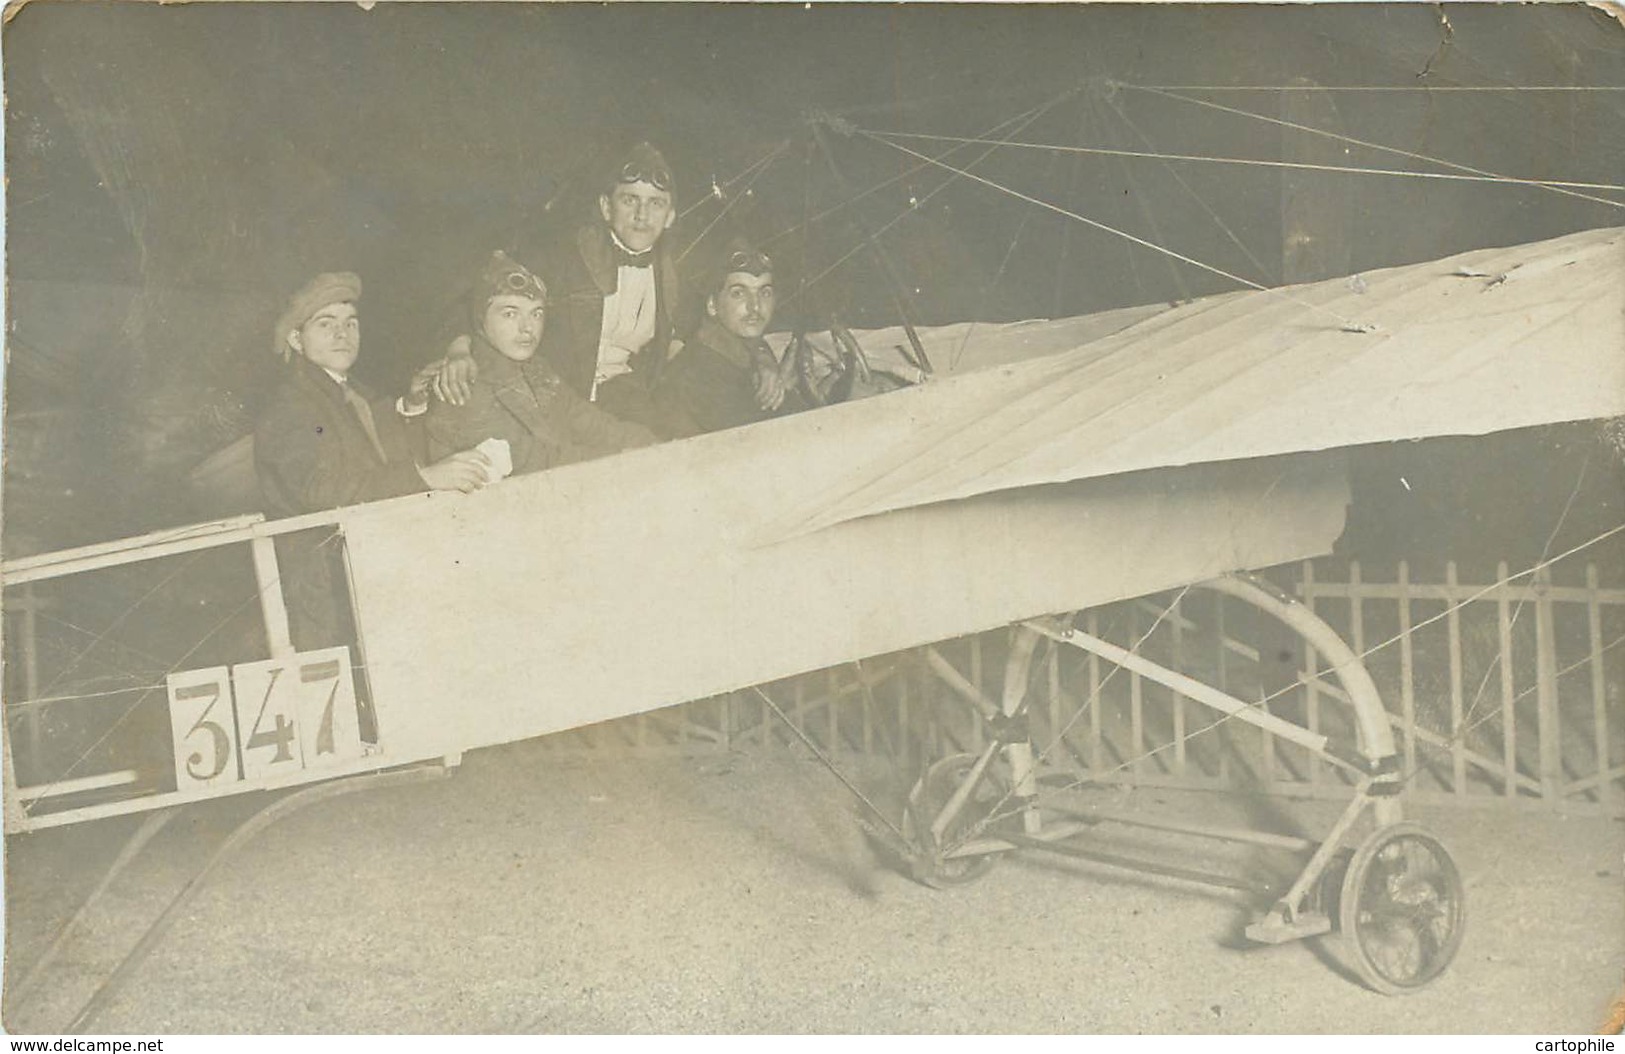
593,263 -> 657,400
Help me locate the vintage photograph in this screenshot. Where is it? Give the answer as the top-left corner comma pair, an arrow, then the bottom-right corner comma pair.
3,0 -> 1623,1035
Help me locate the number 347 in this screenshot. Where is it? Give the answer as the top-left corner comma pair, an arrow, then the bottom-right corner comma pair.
165,648 -> 364,790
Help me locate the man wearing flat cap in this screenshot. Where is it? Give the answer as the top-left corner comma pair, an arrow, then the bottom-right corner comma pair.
426,251 -> 656,475
256,272 -> 489,649
435,142 -> 785,435
658,237 -> 803,437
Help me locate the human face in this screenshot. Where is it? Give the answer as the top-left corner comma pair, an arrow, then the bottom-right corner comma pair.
290,302 -> 360,376
598,179 -> 674,254
708,271 -> 774,341
482,293 -> 546,361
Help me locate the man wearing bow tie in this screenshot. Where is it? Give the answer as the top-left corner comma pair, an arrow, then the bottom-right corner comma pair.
435,142 -> 785,435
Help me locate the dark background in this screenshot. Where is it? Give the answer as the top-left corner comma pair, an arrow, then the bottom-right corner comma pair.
4,2 -> 1624,568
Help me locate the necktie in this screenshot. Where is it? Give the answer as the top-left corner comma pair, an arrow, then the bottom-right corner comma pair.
613,246 -> 654,270
341,385 -> 389,464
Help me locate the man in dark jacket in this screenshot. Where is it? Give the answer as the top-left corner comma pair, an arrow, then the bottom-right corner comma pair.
435,142 -> 785,436
658,238 -> 804,437
427,252 -> 656,474
255,271 -> 488,650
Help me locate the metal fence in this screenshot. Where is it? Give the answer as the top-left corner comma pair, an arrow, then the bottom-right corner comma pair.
541,559 -> 1625,816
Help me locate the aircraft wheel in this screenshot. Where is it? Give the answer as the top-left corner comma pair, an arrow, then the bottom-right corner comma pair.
902,753 -> 1009,889
1339,822 -> 1466,994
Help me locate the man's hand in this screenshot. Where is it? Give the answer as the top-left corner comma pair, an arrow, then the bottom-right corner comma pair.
432,335 -> 477,406
754,357 -> 787,412
418,449 -> 491,493
402,360 -> 443,414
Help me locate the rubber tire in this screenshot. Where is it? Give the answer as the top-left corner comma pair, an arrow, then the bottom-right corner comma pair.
1339,822 -> 1466,995
902,753 -> 1009,889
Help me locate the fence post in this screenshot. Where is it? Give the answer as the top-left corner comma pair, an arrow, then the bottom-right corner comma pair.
1398,561 -> 1417,782
1498,561 -> 1518,800
1129,604 -> 1145,780
1446,561 -> 1466,797
1347,561 -> 1366,787
897,662 -> 911,769
1047,644 -> 1061,776
1171,592 -> 1187,778
1534,566 -> 1562,804
1087,610 -> 1103,773
1586,564 -> 1615,810
1214,593 -> 1229,782
1301,562 -> 1322,787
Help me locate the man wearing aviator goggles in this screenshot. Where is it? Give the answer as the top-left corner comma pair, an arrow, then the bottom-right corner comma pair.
433,142 -> 784,434
434,142 -> 682,430
426,251 -> 655,479
657,237 -> 803,437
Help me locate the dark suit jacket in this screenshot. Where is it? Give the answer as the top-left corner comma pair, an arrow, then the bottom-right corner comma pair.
425,336 -> 656,475
525,223 -> 690,400
255,357 -> 427,519
254,356 -> 427,653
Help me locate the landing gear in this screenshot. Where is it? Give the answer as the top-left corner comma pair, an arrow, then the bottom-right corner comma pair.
1339,822 -> 1466,995
901,752 -> 1010,888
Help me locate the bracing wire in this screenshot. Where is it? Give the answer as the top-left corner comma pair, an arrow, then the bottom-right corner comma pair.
19,529 -> 346,814
1098,87 -> 1276,287
762,86 -> 1079,253
1117,83 -> 1625,211
859,126 -> 1372,332
676,140 -> 792,263
996,518 -> 1625,821
1444,452 -> 1592,748
781,91 -> 1074,312
1085,89 -> 1192,304
865,129 -> 1625,198
1127,84 -> 1625,93
29,548 -> 217,705
676,138 -> 792,223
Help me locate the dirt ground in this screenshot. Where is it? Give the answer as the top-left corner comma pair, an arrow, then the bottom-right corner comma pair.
4,739 -> 1622,1035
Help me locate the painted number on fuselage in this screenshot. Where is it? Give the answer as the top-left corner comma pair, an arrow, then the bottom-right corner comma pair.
166,667 -> 238,790
234,662 -> 303,779
294,653 -> 364,770
164,648 -> 370,790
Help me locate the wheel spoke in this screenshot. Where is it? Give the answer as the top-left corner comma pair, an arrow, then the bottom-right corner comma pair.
1341,823 -> 1465,993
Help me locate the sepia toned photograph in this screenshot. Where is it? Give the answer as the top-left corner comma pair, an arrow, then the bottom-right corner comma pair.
2,0 -> 1623,1036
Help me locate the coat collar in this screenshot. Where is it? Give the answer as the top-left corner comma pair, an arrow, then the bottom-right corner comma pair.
695,316 -> 768,372
472,335 -> 553,439
577,222 -> 677,299
291,355 -> 370,406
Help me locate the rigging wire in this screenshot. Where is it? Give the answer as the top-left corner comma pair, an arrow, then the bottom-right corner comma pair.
1117,83 -> 1625,211
865,130 -> 1625,198
761,86 -> 1078,253
1098,87 -> 1276,287
1124,84 -> 1625,93
1447,451 -> 1592,746
28,548 -> 217,706
942,588 -> 1195,848
751,685 -> 908,842
676,137 -> 792,224
859,127 -> 1371,332
1087,90 -> 1192,304
19,529 -> 346,814
948,148 -> 1060,370
676,140 -> 792,263
984,517 -> 1625,821
781,93 -> 1071,312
